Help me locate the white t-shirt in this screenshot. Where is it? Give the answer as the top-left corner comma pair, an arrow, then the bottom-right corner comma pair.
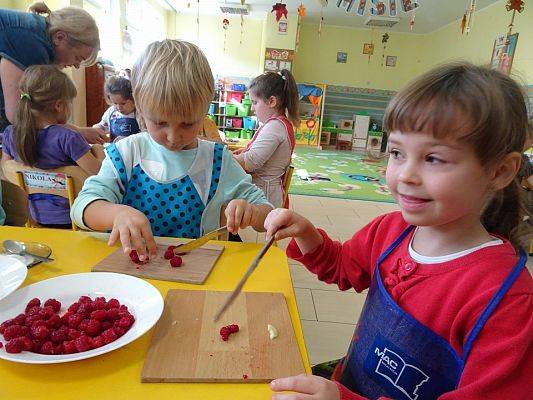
95,106 -> 136,131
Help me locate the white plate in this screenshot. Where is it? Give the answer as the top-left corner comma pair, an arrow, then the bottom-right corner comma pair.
0,272 -> 164,364
0,255 -> 27,301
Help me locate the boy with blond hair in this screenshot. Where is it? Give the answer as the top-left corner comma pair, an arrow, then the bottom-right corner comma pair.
71,40 -> 272,260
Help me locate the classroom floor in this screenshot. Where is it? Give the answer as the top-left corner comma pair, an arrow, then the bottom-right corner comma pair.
239,194 -> 400,366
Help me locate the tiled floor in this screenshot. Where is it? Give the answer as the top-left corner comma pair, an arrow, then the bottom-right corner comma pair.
240,194 -> 400,366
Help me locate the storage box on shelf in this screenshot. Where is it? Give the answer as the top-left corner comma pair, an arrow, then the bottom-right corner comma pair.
209,87 -> 258,139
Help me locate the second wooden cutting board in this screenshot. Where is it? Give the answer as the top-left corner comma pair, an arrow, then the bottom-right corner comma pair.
141,289 -> 306,382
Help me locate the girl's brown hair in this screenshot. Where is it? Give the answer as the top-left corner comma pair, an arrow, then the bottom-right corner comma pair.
383,62 -> 531,249
105,76 -> 134,101
14,65 -> 77,166
249,70 -> 300,126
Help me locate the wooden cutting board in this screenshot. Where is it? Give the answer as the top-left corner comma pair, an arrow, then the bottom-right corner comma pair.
92,239 -> 223,284
141,290 -> 306,382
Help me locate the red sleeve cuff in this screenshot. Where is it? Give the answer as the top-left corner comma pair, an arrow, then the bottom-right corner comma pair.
286,228 -> 332,262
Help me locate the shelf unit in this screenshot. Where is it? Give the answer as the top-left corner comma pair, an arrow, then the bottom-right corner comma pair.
209,88 -> 258,139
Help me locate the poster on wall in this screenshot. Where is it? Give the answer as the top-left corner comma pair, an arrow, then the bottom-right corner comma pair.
264,48 -> 294,73
386,55 -> 397,67
278,21 -> 288,34
337,52 -> 348,63
490,33 -> 519,75
363,43 -> 375,55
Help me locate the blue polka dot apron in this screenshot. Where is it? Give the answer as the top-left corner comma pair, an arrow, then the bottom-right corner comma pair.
106,142 -> 224,238
339,226 -> 527,399
109,116 -> 140,141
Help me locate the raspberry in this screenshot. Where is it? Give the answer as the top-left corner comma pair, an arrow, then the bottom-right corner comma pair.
74,335 -> 92,352
167,245 -> 177,251
38,306 -> 55,320
54,343 -> 64,355
30,324 -> 50,340
219,324 -> 240,341
129,250 -> 148,264
24,314 -> 42,327
45,314 -> 62,329
68,302 -> 80,313
85,320 -> 101,337
13,314 -> 26,326
163,249 -> 174,260
78,296 -> 92,304
113,326 -> 125,337
68,329 -> 81,340
169,256 -> 183,267
25,298 -> 41,312
101,321 -> 112,330
67,314 -> 83,328
106,308 -> 119,321
89,310 -> 105,322
39,341 -> 55,355
5,339 -> 22,353
4,325 -> 29,341
78,319 -> 89,332
101,328 -> 117,344
26,306 -> 41,316
92,336 -> 104,348
43,299 -> 61,312
50,329 -> 67,344
20,337 -> 33,351
119,305 -> 129,312
31,339 -> 44,352
76,302 -> 93,317
116,316 -> 133,329
92,299 -> 106,310
63,340 -> 76,354
106,299 -> 120,310
0,319 -> 14,334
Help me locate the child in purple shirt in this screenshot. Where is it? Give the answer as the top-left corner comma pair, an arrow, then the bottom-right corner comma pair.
1,65 -> 101,227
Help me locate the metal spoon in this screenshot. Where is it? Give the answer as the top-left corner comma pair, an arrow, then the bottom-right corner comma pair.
3,240 -> 54,263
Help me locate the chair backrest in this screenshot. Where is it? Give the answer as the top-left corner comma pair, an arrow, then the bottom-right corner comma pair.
1,179 -> 28,227
282,165 -> 294,209
1,159 -> 89,230
200,117 -> 223,143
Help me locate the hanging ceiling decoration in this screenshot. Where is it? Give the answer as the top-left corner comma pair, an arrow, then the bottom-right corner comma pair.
318,0 -> 328,38
336,0 -> 420,17
460,0 -> 476,34
271,2 -> 288,22
295,3 -> 307,51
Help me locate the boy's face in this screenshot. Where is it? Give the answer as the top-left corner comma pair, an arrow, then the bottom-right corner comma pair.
144,113 -> 203,151
109,94 -> 136,115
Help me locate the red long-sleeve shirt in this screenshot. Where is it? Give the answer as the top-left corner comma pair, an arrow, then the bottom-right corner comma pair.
287,212 -> 532,400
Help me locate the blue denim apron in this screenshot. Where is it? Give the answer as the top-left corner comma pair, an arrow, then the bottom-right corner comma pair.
106,142 -> 224,238
339,226 -> 527,399
109,116 -> 140,140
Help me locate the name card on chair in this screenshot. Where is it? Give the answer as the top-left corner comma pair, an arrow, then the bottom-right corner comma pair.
22,171 -> 67,190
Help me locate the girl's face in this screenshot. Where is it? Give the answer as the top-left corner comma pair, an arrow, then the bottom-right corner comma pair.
144,113 -> 203,151
385,130 -> 493,230
109,94 -> 136,115
249,91 -> 279,123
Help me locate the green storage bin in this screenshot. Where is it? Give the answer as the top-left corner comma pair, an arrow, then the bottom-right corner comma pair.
240,129 -> 253,139
225,104 -> 237,116
237,103 -> 251,116
226,130 -> 240,139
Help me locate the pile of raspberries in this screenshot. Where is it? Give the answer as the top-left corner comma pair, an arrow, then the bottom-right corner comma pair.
129,245 -> 184,268
0,296 -> 135,355
219,324 -> 239,341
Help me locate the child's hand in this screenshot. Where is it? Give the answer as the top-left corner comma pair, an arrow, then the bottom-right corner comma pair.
264,209 -> 323,254
270,374 -> 340,400
108,206 -> 158,262
225,199 -> 259,234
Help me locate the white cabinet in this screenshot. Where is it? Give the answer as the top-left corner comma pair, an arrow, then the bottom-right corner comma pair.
352,115 -> 370,149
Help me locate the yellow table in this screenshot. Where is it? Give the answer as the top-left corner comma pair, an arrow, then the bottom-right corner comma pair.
0,227 -> 310,399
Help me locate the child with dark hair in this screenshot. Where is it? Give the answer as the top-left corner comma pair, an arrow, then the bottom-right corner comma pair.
266,63 -> 532,399
93,75 -> 139,141
233,69 -> 299,208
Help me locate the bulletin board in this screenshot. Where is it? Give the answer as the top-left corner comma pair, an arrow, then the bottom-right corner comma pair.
264,48 -> 294,73
490,33 -> 519,75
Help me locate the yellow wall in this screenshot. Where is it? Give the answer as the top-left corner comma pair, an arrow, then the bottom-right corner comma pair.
418,0 -> 532,85
293,23 -> 425,90
293,0 -> 532,89
170,13 -> 265,78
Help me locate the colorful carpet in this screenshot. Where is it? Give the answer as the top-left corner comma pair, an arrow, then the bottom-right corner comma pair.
289,147 -> 395,203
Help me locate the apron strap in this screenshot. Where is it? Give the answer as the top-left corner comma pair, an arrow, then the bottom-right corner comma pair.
376,225 -> 415,267
106,143 -> 128,192
207,143 -> 224,203
461,249 -> 528,362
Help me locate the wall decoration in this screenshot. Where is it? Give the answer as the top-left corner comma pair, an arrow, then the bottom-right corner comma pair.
380,33 -> 389,66
370,0 -> 386,15
363,43 -> 374,55
295,3 -> 306,51
401,0 -> 419,12
278,20 -> 288,34
264,48 -> 294,73
318,0 -> 328,38
271,3 -> 288,22
337,52 -> 348,63
222,18 -> 229,53
460,0 -> 476,34
490,33 -> 518,75
385,55 -> 397,67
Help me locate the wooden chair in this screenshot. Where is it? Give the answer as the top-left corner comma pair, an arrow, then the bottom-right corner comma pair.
1,179 -> 28,227
1,159 -> 90,230
282,165 -> 294,209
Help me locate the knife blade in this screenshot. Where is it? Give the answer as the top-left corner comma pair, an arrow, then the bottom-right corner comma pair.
173,226 -> 228,254
213,235 -> 276,322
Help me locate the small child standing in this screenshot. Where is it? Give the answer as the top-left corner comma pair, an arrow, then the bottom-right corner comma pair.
93,76 -> 139,141
233,70 -> 299,208
265,63 -> 532,399
1,65 -> 102,228
71,40 -> 272,261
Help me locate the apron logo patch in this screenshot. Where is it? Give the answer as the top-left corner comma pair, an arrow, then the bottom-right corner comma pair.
367,345 -> 429,400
